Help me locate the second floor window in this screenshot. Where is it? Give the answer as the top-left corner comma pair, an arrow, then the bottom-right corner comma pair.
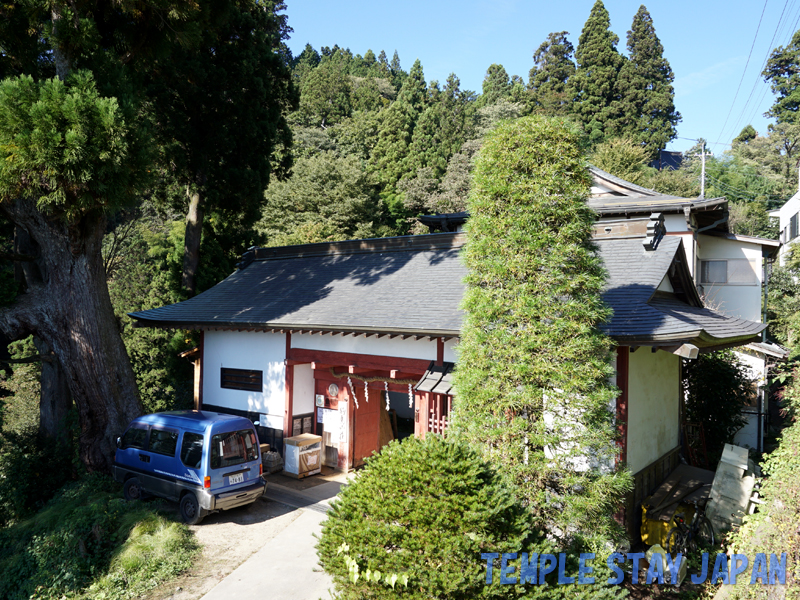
699,259 -> 758,286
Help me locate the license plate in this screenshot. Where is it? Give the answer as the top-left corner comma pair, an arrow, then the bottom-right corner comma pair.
228,473 -> 244,485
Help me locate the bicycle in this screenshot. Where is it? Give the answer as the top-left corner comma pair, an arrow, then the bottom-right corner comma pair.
665,503 -> 716,556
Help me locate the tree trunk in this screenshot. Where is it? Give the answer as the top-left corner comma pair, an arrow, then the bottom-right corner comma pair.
34,337 -> 72,442
182,187 -> 204,297
0,199 -> 142,473
14,226 -> 73,441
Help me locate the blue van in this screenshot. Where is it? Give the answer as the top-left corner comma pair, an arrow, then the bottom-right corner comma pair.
113,410 -> 266,524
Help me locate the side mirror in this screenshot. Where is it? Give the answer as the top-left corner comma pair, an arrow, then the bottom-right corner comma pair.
116,436 -> 122,449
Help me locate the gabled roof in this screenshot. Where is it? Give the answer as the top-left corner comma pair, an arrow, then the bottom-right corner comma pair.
130,232 -> 765,350
588,166 -> 728,221
597,235 -> 763,347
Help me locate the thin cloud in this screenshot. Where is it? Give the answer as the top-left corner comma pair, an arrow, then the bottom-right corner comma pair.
674,57 -> 746,99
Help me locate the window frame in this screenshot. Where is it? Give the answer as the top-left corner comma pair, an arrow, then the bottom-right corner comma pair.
220,367 -> 263,392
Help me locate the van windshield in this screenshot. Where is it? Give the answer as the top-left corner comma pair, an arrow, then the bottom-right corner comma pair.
211,429 -> 258,469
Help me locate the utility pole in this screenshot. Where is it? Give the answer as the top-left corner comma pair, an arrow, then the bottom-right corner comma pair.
698,140 -> 713,198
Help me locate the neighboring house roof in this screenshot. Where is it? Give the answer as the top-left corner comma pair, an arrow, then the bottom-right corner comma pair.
130,231 -> 765,351
419,167 -> 729,232
588,166 -> 728,223
745,341 -> 790,360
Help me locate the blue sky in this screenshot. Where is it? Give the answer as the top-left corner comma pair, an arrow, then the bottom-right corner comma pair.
283,0 -> 800,155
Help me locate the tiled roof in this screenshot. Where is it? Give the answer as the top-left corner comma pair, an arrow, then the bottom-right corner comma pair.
130,232 -> 765,347
130,233 -> 468,336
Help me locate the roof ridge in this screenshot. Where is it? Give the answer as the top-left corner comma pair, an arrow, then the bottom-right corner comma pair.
242,232 -> 466,266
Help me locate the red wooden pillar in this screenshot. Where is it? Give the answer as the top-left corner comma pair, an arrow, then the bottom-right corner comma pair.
616,346 -> 629,465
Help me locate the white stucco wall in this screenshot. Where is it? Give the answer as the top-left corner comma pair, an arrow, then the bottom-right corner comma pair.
292,363 -> 315,416
696,235 -> 763,322
202,330 -> 286,424
627,349 -> 681,474
777,191 -> 800,265
292,333 -> 440,361
664,214 -> 689,233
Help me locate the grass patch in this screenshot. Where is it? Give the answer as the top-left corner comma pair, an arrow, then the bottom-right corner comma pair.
0,473 -> 199,600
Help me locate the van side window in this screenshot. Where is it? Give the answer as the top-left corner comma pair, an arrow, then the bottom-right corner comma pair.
149,428 -> 179,457
121,425 -> 148,449
180,433 -> 204,469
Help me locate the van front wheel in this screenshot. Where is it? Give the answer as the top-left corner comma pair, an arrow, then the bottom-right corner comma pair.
180,493 -> 204,525
123,477 -> 144,501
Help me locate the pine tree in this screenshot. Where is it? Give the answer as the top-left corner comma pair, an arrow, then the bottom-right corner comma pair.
368,59 -> 427,187
452,115 -> 632,548
477,63 -> 512,107
528,31 -> 576,116
569,0 -> 626,143
763,29 -> 800,124
406,73 -> 476,178
616,5 -> 680,158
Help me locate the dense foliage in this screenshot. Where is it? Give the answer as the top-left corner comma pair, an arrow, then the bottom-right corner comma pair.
0,474 -> 198,600
452,115 -> 631,548
683,351 -> 753,466
728,374 -> 800,599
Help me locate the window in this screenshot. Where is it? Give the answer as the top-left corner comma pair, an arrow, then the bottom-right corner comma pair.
180,432 -> 204,469
148,428 -> 178,457
221,368 -> 263,392
121,425 -> 148,450
791,213 -> 799,241
700,260 -> 727,284
211,429 -> 258,469
699,259 -> 758,286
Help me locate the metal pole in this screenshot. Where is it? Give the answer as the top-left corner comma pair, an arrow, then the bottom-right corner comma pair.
700,141 -> 706,199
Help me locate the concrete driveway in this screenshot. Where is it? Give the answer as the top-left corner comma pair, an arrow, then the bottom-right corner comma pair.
200,476 -> 344,600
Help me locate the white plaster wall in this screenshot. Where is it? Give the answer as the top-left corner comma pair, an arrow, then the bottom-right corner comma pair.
777,192 -> 800,264
292,363 -> 315,416
443,339 -> 458,363
203,331 -> 286,419
293,333 -> 440,361
664,214 -> 689,233
696,235 -> 763,322
627,349 -> 681,474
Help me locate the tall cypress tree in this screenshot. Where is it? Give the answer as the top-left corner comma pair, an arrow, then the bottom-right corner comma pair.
528,31 -> 576,116
477,63 -> 512,107
407,74 -> 476,178
452,115 -> 632,547
616,5 -> 680,158
368,59 -> 427,187
569,0 -> 626,143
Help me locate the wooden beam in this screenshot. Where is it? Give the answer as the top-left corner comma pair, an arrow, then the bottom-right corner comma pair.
288,347 -> 431,374
616,346 -> 629,466
437,338 -> 445,365
283,332 -> 294,442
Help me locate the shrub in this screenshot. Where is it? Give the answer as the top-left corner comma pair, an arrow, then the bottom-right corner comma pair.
728,416 -> 800,599
683,350 -> 753,465
0,473 -> 198,600
316,435 -> 538,599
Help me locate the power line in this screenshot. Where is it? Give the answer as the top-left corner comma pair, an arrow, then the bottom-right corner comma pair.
714,0 -> 770,147
724,0 -> 794,142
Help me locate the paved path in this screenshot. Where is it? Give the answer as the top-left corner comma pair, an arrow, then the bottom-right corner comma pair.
200,481 -> 343,600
